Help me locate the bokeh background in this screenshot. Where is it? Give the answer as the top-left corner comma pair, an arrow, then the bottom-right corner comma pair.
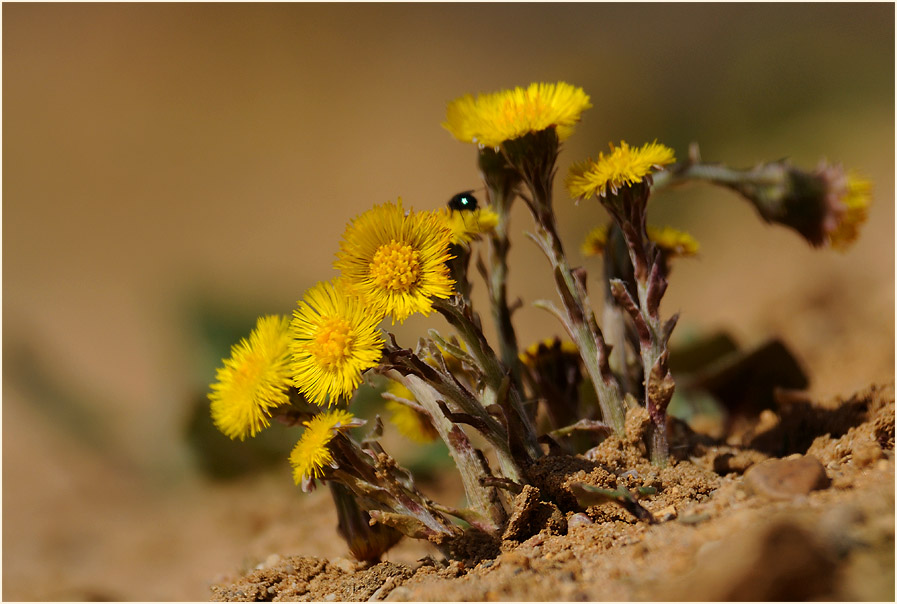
3,3 -> 893,600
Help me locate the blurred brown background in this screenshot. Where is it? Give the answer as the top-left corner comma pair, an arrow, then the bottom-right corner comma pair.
3,3 -> 893,600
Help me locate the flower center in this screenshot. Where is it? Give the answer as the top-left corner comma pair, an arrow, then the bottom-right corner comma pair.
369,240 -> 421,292
235,355 -> 264,389
310,317 -> 354,368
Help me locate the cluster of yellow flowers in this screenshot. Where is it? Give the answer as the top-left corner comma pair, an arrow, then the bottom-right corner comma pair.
209,198 -> 500,482
207,79 -> 872,510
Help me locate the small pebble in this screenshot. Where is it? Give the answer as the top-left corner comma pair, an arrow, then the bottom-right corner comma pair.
743,454 -> 830,500
333,557 -> 355,573
323,593 -> 337,601
567,513 -> 593,529
654,505 -> 677,522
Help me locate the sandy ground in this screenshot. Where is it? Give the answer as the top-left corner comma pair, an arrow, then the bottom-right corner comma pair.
212,384 -> 895,602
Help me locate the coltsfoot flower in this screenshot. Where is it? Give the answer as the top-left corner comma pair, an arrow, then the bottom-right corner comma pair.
646,226 -> 700,257
581,224 -> 610,257
335,201 -> 454,323
384,382 -> 438,444
581,223 -> 698,258
443,82 -> 592,148
290,409 -> 357,484
566,141 -> 676,199
209,315 -> 292,440
519,337 -> 580,368
291,281 -> 384,406
439,206 -> 499,246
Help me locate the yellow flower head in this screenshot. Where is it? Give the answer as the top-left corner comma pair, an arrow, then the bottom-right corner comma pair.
383,382 -> 438,444
519,337 -> 580,369
289,409 -> 356,484
291,281 -> 384,406
438,206 -> 499,246
566,141 -> 676,200
646,225 -> 700,257
581,224 -> 610,257
335,201 -> 455,323
582,223 -> 698,259
209,315 -> 292,441
829,174 -> 871,251
443,82 -> 592,148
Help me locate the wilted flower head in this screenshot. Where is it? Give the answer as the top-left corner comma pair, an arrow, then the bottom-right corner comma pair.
443,82 -> 592,148
723,160 -> 872,250
821,169 -> 872,251
290,409 -> 358,486
209,315 -> 292,440
335,201 -> 455,323
566,141 -> 676,200
291,280 -> 384,406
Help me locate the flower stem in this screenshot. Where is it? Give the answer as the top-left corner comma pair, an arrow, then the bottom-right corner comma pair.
527,215 -> 627,435
434,298 -> 543,465
390,371 -> 507,531
485,186 -> 523,392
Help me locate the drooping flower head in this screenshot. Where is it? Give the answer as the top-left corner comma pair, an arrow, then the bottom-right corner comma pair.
566,141 -> 676,200
335,201 -> 455,323
438,206 -> 499,247
289,408 -> 357,485
291,280 -> 384,406
443,82 -> 592,148
209,315 -> 292,440
721,160 -> 872,250
383,382 -> 438,444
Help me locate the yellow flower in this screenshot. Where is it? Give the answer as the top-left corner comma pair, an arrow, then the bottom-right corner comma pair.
647,226 -> 700,257
290,409 -> 356,484
383,382 -> 438,444
443,82 -> 592,148
209,315 -> 292,440
519,337 -> 580,368
829,175 -> 871,251
583,223 -> 698,258
581,224 -> 610,257
439,206 -> 499,246
291,281 -> 384,406
335,201 -> 455,323
566,141 -> 676,199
